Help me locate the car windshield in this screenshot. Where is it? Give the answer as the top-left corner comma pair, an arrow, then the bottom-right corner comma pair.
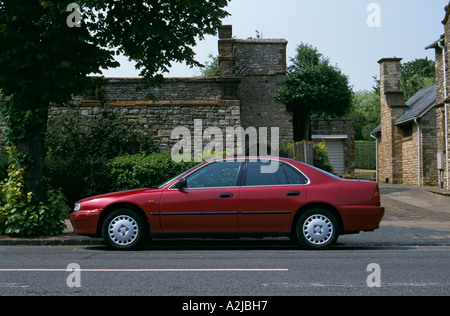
157,162 -> 204,188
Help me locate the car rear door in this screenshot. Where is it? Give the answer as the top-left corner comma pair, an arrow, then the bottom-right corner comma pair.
237,160 -> 307,232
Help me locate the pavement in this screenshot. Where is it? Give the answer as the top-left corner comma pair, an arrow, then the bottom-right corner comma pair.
0,183 -> 449,246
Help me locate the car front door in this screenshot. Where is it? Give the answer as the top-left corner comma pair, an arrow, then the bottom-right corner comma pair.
237,160 -> 307,232
159,161 -> 243,232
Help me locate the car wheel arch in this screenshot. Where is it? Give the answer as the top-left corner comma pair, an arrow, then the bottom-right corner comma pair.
291,203 -> 344,236
96,202 -> 150,237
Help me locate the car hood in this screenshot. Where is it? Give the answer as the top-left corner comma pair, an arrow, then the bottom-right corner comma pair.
77,187 -> 163,203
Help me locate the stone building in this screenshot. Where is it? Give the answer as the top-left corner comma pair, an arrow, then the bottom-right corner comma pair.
48,25 -> 293,156
371,58 -> 438,186
426,2 -> 450,190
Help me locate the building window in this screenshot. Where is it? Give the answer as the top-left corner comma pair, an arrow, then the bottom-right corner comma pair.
401,123 -> 413,138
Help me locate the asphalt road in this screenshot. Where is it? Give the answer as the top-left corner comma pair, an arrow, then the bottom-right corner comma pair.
0,244 -> 449,297
0,183 -> 449,298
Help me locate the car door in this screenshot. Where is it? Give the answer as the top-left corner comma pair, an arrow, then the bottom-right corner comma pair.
159,161 -> 243,232
237,160 -> 307,232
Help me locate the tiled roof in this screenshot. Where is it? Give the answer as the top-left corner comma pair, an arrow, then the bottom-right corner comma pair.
395,84 -> 436,125
371,84 -> 436,135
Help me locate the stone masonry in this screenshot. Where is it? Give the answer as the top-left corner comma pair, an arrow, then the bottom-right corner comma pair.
48,25 -> 294,154
375,58 -> 438,186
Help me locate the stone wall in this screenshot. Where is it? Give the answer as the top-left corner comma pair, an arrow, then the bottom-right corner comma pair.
377,58 -> 408,184
398,110 -> 437,186
376,58 -> 438,186
1,25 -> 294,155
218,26 -> 293,144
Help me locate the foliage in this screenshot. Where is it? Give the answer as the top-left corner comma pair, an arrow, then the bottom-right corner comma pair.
199,53 -> 220,77
400,58 -> 436,100
107,152 -> 199,192
0,149 -> 69,237
276,43 -> 353,141
355,141 -> 376,170
0,149 -> 8,181
372,57 -> 436,101
348,90 -> 381,141
45,109 -> 158,205
312,141 -> 334,173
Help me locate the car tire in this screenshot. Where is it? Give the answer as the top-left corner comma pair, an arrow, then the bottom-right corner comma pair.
295,208 -> 339,250
102,209 -> 148,250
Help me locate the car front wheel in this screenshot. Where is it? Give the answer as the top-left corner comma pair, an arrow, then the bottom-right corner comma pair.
102,209 -> 148,250
296,208 -> 339,250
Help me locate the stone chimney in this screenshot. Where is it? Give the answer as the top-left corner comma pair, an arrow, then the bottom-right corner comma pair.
378,58 -> 407,107
377,58 -> 407,184
218,25 -> 235,76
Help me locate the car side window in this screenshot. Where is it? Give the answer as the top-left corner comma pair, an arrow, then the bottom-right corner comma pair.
281,163 -> 308,185
244,161 -> 308,186
245,161 -> 287,186
186,161 -> 241,188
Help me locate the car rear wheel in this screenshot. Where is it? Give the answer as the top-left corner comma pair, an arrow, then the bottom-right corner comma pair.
102,209 -> 148,250
296,208 -> 339,250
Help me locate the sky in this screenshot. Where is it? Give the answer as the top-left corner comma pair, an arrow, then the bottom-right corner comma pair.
101,0 -> 449,92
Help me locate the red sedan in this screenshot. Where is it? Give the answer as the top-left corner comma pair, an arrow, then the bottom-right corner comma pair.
70,157 -> 384,250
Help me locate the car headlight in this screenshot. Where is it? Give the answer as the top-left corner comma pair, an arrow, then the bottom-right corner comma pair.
74,203 -> 81,212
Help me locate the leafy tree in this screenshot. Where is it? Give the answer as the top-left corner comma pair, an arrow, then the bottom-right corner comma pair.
276,43 -> 353,141
372,57 -> 436,101
199,53 -> 220,77
348,90 -> 380,141
400,57 -> 436,100
0,0 -> 229,205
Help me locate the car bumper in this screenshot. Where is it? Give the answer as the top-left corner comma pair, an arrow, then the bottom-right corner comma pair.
339,205 -> 385,233
70,209 -> 102,235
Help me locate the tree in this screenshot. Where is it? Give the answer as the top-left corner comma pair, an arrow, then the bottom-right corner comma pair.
199,53 -> 220,77
276,43 -> 353,141
0,0 -> 229,204
348,90 -> 380,141
400,57 -> 436,100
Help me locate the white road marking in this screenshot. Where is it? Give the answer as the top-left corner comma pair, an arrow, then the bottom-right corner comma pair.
0,268 -> 288,272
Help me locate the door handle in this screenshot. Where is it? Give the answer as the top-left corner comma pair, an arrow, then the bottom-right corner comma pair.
219,193 -> 234,198
286,191 -> 300,196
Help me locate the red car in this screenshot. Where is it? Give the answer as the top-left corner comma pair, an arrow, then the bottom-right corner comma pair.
70,157 -> 384,250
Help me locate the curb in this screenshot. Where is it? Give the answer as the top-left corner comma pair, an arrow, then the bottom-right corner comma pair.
0,234 -> 103,246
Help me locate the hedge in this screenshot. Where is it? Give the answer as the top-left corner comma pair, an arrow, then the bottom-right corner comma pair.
107,152 -> 199,192
355,141 -> 376,170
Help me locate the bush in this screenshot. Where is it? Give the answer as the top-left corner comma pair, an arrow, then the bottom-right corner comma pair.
313,140 -> 334,173
0,161 -> 69,237
45,109 -> 158,205
107,152 -> 199,192
0,148 -> 8,181
355,141 -> 376,170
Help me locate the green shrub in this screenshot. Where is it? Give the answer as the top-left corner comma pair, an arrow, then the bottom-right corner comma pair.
355,141 -> 376,170
45,109 -> 158,204
313,140 -> 334,173
0,148 -> 8,182
0,162 -> 69,237
107,152 -> 199,192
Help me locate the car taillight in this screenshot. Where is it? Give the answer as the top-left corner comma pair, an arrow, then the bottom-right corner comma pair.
373,185 -> 381,205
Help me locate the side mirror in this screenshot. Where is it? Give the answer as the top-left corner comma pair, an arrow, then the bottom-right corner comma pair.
174,177 -> 187,189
